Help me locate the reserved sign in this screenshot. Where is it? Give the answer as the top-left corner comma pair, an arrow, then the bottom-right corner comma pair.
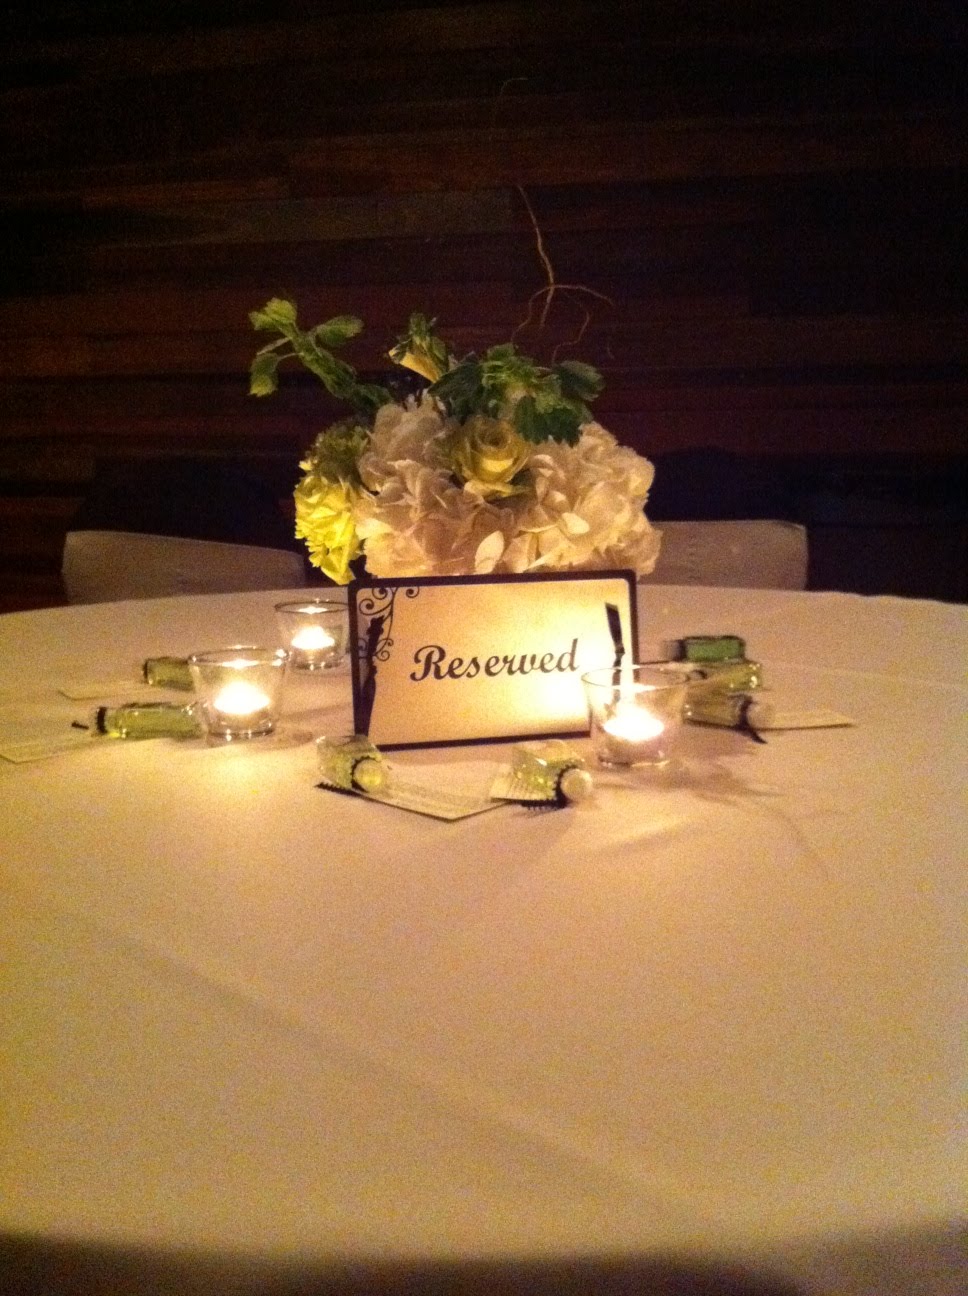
349,571 -> 638,749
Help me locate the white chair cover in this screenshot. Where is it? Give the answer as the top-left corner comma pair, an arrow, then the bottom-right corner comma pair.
62,530 -> 308,604
645,519 -> 809,589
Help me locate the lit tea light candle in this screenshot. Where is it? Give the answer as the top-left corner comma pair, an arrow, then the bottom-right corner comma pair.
213,677 -> 272,719
582,664 -> 690,768
187,646 -> 288,741
599,698 -> 665,763
275,599 -> 347,671
290,625 -> 335,654
602,700 -> 664,742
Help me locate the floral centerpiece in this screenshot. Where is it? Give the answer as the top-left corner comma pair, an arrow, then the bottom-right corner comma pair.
249,299 -> 660,585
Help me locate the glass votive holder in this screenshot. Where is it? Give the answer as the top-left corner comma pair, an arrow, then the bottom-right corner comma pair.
581,664 -> 691,768
275,599 -> 348,671
187,646 -> 289,741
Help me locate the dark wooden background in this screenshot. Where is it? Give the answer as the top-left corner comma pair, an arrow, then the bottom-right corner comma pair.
2,0 -> 966,610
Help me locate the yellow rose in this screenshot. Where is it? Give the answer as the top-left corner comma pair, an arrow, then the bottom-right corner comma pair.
294,473 -> 362,585
448,415 -> 531,499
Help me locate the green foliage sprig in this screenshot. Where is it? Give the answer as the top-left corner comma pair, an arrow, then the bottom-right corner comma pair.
391,317 -> 604,447
249,298 -> 391,416
250,301 -> 605,447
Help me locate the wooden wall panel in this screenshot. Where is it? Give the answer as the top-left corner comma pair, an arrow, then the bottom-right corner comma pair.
1,0 -> 965,610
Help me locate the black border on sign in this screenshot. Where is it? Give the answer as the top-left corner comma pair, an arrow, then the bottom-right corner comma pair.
348,569 -> 638,750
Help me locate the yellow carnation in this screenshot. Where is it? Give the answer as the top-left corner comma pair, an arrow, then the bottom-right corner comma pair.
294,473 -> 362,585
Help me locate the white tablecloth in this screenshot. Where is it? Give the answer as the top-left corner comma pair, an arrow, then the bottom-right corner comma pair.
1,586 -> 965,1295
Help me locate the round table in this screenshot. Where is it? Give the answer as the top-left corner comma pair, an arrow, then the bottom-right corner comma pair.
1,584 -> 965,1295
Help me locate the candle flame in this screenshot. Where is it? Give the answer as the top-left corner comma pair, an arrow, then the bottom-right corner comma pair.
602,703 -> 664,743
291,625 -> 335,652
214,680 -> 271,716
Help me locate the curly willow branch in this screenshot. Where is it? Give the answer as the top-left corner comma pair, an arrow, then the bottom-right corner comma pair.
512,185 -> 615,351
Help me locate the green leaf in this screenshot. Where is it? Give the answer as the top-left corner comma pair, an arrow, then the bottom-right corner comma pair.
429,358 -> 484,421
249,351 -> 283,396
299,347 -> 355,391
314,316 -> 364,349
483,343 -> 516,364
554,359 -> 603,403
249,298 -> 298,331
512,395 -> 539,442
542,404 -> 583,445
481,345 -> 542,396
353,381 -> 395,414
513,395 -> 582,445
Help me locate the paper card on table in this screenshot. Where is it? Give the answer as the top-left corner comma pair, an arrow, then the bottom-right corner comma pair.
319,759 -> 504,820
349,571 -> 637,749
0,732 -> 97,762
756,708 -> 856,729
58,678 -> 143,700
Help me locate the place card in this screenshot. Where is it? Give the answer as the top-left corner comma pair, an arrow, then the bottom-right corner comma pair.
0,732 -> 97,763
751,708 -> 856,729
318,759 -> 504,820
57,678 -> 145,700
349,571 -> 637,749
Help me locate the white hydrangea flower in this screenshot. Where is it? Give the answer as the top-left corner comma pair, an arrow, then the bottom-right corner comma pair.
515,422 -> 661,575
351,398 -> 660,578
353,397 -> 505,577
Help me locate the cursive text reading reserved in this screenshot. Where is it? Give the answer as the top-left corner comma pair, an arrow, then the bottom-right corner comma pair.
410,640 -> 578,682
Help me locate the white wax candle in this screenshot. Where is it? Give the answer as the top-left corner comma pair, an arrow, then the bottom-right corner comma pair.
602,703 -> 664,744
291,625 -> 335,652
214,679 -> 271,717
595,698 -> 669,766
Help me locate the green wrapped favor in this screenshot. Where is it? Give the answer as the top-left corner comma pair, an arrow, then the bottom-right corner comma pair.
143,656 -> 194,690
95,702 -> 201,740
680,635 -> 746,663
